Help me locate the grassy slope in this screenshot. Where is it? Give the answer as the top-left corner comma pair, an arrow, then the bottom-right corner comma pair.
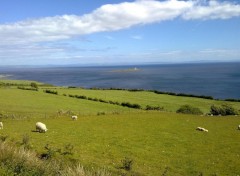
0,82 -> 240,175
0,79 -> 42,85
0,88 -> 137,116
55,88 -> 240,113
1,112 -> 240,175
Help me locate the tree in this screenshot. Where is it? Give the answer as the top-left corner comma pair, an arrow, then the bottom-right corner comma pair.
30,82 -> 38,89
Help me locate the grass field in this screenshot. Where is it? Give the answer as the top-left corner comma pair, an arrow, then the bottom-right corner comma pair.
0,88 -> 137,117
0,81 -> 240,175
1,113 -> 240,175
52,87 -> 240,114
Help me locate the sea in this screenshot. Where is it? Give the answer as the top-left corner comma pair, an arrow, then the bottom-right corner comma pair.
1,62 -> 240,100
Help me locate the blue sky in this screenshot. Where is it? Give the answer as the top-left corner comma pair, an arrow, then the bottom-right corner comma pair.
0,0 -> 240,65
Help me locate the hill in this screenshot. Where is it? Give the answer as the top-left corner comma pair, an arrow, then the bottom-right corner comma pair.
0,79 -> 240,175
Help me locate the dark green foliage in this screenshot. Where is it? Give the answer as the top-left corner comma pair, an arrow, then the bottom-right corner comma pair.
44,89 -> 58,95
74,95 -> 87,99
225,99 -> 240,102
99,99 -> 108,103
152,90 -> 213,100
97,112 -> 106,116
210,105 -> 222,116
146,105 -> 164,111
40,143 -> 75,159
176,105 -> 203,115
40,144 -> 61,160
67,94 -> 142,109
210,104 -> 238,116
30,82 -> 38,89
121,102 -> 141,109
18,86 -> 38,91
93,98 -> 99,101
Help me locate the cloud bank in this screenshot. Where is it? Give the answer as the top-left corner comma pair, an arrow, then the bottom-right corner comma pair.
0,0 -> 240,45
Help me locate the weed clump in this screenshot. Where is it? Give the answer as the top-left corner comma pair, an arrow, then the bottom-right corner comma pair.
120,157 -> 133,171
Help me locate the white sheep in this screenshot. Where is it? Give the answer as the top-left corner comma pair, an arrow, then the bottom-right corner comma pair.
238,125 -> 240,130
196,127 -> 208,132
36,122 -> 48,133
0,122 -> 3,129
71,115 -> 78,120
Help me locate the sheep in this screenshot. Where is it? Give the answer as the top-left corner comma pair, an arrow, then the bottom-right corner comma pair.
0,122 -> 3,129
36,122 -> 47,133
196,127 -> 208,132
238,125 -> 240,130
71,115 -> 78,120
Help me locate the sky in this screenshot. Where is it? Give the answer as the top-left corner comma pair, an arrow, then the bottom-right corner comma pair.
0,0 -> 240,66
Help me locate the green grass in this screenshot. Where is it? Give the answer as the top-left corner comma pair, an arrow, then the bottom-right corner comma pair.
0,79 -> 42,86
1,112 -> 240,175
54,88 -> 240,113
0,88 -> 137,117
0,82 -> 240,175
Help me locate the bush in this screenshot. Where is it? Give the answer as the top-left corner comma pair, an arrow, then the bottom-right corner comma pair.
210,104 -> 238,116
121,102 -> 141,109
44,89 -> 58,95
30,82 -> 38,89
18,86 -> 38,91
146,105 -> 164,111
176,105 -> 203,115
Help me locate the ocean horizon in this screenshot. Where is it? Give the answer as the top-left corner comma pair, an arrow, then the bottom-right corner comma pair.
1,62 -> 240,99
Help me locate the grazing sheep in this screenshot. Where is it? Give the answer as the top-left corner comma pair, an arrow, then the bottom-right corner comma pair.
238,125 -> 240,130
36,122 -> 47,133
0,122 -> 3,129
71,115 -> 78,120
196,127 -> 208,132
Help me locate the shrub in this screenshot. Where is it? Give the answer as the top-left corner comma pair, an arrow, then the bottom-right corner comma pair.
176,105 -> 203,115
40,144 -> 61,160
210,105 -> 222,116
210,104 -> 238,116
121,102 -> 141,109
146,105 -> 164,111
44,89 -> 58,95
30,82 -> 38,89
18,86 -> 38,91
97,112 -> 106,116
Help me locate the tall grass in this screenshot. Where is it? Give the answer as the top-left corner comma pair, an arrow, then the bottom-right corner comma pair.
0,141 -> 110,176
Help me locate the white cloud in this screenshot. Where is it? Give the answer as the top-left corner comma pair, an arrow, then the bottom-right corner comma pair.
0,0 -> 240,46
0,0 -> 193,45
183,0 -> 240,20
